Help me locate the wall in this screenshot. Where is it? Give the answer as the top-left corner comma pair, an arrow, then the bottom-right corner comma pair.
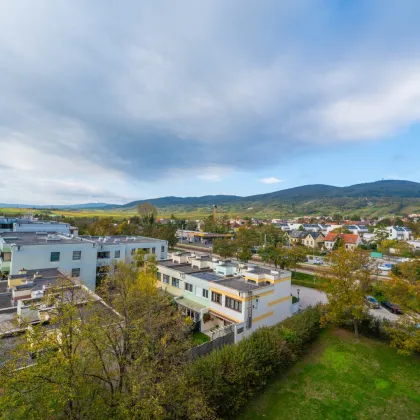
189,332 -> 235,359
9,242 -> 98,290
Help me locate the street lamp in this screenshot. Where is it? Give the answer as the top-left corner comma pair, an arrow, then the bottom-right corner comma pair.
297,288 -> 300,301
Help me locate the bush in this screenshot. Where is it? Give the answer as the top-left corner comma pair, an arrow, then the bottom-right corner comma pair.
188,307 -> 321,418
340,314 -> 391,342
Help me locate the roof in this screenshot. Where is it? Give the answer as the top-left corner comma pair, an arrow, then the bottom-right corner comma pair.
324,232 -> 339,242
288,230 -> 306,238
304,232 -> 324,240
157,261 -> 212,274
0,232 -> 85,246
79,235 -> 167,244
190,272 -> 222,282
176,297 -> 206,312
341,234 -> 360,244
212,276 -> 269,292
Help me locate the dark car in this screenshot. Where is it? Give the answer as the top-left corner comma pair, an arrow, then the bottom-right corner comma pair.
381,301 -> 403,314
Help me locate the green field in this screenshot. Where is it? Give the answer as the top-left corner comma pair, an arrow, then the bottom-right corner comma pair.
241,328 -> 420,420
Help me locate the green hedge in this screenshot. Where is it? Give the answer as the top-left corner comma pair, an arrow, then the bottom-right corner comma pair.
188,307 -> 321,418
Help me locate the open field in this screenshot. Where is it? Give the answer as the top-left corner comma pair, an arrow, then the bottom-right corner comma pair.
241,328 -> 420,420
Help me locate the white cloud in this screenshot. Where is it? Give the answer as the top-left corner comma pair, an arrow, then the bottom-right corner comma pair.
259,177 -> 283,185
197,174 -> 222,182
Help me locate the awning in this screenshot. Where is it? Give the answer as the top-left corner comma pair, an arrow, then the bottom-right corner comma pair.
176,297 -> 207,313
208,310 -> 237,324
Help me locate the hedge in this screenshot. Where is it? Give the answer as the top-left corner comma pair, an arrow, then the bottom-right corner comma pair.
188,306 -> 321,418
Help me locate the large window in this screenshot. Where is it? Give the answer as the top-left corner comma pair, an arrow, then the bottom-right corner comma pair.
72,250 -> 81,260
211,291 -> 222,305
156,272 -> 161,281
50,252 -> 60,262
171,277 -> 180,288
163,274 -> 170,284
161,245 -> 165,253
202,289 -> 209,299
114,250 -> 121,258
71,268 -> 81,278
185,282 -> 193,292
225,297 -> 242,313
130,248 -> 137,256
151,247 -> 156,254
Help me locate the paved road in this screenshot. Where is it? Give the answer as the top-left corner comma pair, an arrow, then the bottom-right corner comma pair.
291,285 -> 400,322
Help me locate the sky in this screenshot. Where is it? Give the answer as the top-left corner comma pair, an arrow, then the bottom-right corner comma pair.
1,0 -> 420,205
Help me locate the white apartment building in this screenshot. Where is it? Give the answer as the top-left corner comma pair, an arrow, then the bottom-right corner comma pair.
347,225 -> 369,235
157,254 -> 293,342
0,233 -> 168,290
387,226 -> 412,241
0,217 -> 75,234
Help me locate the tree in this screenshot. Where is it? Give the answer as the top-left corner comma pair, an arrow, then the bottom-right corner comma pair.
234,228 -> 257,262
382,260 -> 420,355
155,224 -> 179,248
212,238 -> 236,259
332,236 -> 344,250
375,226 -> 389,243
258,246 -> 307,270
137,203 -> 158,236
321,248 -> 372,338
0,261 -> 211,419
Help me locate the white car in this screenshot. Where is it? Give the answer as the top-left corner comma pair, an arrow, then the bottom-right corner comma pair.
378,263 -> 393,271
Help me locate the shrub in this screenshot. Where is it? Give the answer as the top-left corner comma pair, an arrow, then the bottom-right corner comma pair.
339,314 -> 391,342
188,307 -> 321,418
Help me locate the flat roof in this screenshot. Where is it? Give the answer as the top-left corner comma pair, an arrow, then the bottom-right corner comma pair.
79,235 -> 167,244
212,276 -> 268,292
157,261 -> 212,274
190,272 -> 223,282
0,232 -> 84,246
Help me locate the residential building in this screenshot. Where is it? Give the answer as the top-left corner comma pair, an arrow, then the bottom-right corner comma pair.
302,232 -> 325,249
324,232 -> 361,250
302,224 -> 322,232
387,226 -> 412,241
0,216 -> 74,234
0,268 -> 121,367
157,256 -> 293,342
0,233 -> 168,290
347,225 -> 369,235
287,230 -> 306,245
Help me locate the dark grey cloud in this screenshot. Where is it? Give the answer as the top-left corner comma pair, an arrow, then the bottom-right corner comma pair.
1,0 -> 420,202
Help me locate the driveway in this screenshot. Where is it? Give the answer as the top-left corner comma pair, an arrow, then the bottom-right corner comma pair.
291,285 -> 400,322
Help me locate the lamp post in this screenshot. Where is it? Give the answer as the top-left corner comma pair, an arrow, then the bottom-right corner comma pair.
297,288 -> 300,301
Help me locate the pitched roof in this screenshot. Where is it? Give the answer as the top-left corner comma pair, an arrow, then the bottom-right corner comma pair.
324,232 -> 339,242
341,234 -> 360,244
304,231 -> 325,240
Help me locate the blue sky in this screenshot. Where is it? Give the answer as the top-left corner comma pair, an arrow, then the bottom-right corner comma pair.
1,1 -> 420,204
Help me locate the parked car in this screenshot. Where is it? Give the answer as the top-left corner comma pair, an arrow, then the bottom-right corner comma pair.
313,258 -> 324,265
365,295 -> 380,309
378,263 -> 393,271
381,301 -> 403,314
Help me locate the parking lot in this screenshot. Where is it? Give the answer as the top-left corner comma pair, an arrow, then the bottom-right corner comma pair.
291,285 -> 400,322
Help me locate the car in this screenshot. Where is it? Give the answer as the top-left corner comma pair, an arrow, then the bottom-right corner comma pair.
313,259 -> 324,265
365,295 -> 380,309
378,263 -> 393,271
381,301 -> 403,314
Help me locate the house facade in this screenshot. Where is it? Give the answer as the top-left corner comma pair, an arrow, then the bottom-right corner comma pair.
0,232 -> 168,290
302,232 -> 325,249
157,255 -> 293,342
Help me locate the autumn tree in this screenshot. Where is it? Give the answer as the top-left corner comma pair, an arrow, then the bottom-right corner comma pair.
0,261 -> 211,419
258,246 -> 307,270
382,260 -> 420,355
321,247 -> 372,338
212,238 -> 236,259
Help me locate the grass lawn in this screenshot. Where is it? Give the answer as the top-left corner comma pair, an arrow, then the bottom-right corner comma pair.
241,328 -> 420,420
191,331 -> 210,346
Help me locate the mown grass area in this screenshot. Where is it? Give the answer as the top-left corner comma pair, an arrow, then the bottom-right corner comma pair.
241,328 -> 420,420
191,331 -> 210,346
291,271 -> 326,289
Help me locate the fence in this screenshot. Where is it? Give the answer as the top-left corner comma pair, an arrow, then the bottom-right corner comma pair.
189,331 -> 235,359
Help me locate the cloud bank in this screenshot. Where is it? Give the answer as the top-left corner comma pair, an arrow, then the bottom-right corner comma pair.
1,0 -> 420,203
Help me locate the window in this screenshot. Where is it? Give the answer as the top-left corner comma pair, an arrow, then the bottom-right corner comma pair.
151,247 -> 156,254
130,248 -> 138,256
50,252 -> 60,262
163,274 -> 170,284
202,289 -> 209,299
225,296 -> 242,312
156,272 -> 161,281
71,268 -> 81,278
211,291 -> 222,305
161,245 -> 165,252
114,250 -> 121,258
97,251 -> 110,259
171,277 -> 180,288
72,250 -> 81,260
185,282 -> 193,292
